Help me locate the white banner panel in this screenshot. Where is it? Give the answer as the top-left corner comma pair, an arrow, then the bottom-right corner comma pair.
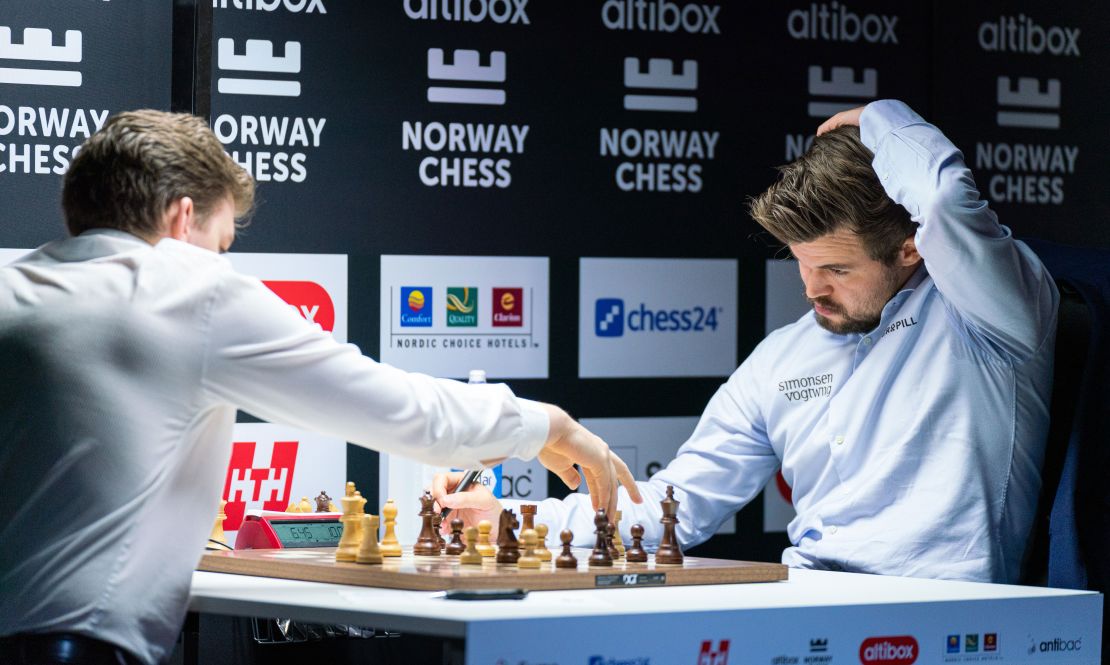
579,416 -> 733,535
579,258 -> 738,377
379,255 -> 550,379
0,248 -> 31,265
763,258 -> 808,532
226,253 -> 348,343
220,423 -> 347,548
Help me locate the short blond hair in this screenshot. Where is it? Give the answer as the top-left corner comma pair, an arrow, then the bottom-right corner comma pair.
63,110 -> 254,239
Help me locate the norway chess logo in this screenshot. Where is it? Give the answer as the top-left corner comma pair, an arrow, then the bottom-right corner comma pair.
0,26 -> 82,87
596,298 -> 625,337
222,440 -> 299,531
263,280 -> 336,332
217,38 -> 301,97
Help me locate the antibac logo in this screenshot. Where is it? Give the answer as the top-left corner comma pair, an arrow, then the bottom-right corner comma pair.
492,287 -> 522,327
401,286 -> 433,327
596,298 -> 625,337
0,26 -> 82,87
222,440 -> 298,531
263,280 -> 335,332
446,287 -> 478,327
859,636 -> 917,664
696,639 -> 729,665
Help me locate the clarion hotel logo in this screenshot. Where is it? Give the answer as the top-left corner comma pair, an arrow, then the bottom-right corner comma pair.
859,636 -> 917,664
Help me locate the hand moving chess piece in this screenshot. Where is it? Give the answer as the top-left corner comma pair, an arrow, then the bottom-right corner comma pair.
655,485 -> 684,565
459,526 -> 483,565
534,523 -> 552,562
414,490 -> 441,556
379,498 -> 402,557
476,520 -> 496,557
625,524 -> 648,562
555,529 -> 578,569
356,514 -> 383,564
613,510 -> 626,557
335,481 -> 361,562
589,509 -> 613,567
517,529 -> 541,569
445,518 -> 466,555
207,499 -> 228,550
314,491 -> 333,513
495,509 -> 520,564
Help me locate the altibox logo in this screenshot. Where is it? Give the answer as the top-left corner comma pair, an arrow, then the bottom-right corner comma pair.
263,280 -> 336,332
859,636 -> 917,664
446,287 -> 478,327
787,3 -> 898,44
492,287 -> 523,327
596,298 -> 625,337
401,286 -> 433,327
978,15 -> 1080,57
601,0 -> 720,34
214,0 -> 327,13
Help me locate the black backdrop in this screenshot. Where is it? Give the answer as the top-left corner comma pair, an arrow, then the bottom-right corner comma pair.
2,0 -> 1107,562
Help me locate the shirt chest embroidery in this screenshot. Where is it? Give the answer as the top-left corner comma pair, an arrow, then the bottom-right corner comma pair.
777,372 -> 834,403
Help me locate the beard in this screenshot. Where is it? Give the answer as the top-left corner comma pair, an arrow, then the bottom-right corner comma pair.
809,264 -> 906,335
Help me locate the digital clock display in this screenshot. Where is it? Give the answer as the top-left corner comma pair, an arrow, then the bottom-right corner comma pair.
270,520 -> 343,548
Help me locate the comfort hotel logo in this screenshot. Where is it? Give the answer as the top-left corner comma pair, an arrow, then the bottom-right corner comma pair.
400,286 -> 433,326
446,287 -> 478,327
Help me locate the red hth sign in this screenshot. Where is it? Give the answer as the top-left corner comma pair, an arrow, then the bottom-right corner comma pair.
263,280 -> 336,332
697,640 -> 729,665
222,440 -> 299,531
859,636 -> 918,664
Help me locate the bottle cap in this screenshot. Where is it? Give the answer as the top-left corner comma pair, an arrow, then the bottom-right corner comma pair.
468,369 -> 487,384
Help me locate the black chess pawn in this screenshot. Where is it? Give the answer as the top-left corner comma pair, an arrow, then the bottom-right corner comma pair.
606,522 -> 620,560
433,513 -> 446,551
588,509 -> 613,567
413,490 -> 440,556
555,529 -> 578,569
445,518 -> 466,555
625,524 -> 648,563
655,485 -> 684,565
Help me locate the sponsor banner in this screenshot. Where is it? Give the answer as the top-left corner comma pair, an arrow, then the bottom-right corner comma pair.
0,1 -> 172,248
0,248 -> 31,265
932,1 -> 1110,247
579,416 -> 733,535
579,258 -> 737,378
464,591 -> 1102,665
763,258 -> 808,532
221,422 -> 346,548
225,252 -> 348,342
380,254 -> 549,379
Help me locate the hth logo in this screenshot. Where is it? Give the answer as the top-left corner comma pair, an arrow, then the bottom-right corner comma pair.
807,65 -> 877,118
427,48 -> 506,106
222,439 -> 299,531
697,640 -> 729,665
492,287 -> 523,327
859,636 -> 918,664
0,27 -> 82,87
263,280 -> 335,332
217,38 -> 301,97
596,298 -> 624,337
996,76 -> 1060,129
623,57 -> 697,113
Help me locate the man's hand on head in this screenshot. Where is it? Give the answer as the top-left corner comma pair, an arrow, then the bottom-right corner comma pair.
817,106 -> 865,136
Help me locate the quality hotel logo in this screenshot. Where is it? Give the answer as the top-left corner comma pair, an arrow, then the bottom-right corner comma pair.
446,287 -> 478,327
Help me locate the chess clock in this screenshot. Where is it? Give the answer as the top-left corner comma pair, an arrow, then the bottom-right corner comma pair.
235,513 -> 343,549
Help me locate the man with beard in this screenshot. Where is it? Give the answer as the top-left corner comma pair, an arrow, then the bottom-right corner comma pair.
434,100 -> 1059,583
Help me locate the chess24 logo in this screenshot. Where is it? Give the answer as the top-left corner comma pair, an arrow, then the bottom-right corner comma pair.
595,298 -> 721,337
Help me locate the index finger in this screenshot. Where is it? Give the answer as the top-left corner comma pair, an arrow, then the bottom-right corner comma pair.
431,470 -> 466,503
612,453 -> 643,504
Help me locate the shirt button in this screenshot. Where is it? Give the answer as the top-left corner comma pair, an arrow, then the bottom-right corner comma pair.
828,526 -> 839,535
834,435 -> 845,446
862,337 -> 872,346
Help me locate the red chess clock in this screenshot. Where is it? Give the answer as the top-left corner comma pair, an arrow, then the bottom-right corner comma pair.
235,512 -> 343,550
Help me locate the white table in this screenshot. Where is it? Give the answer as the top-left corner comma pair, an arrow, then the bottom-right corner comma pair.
189,568 -> 1103,663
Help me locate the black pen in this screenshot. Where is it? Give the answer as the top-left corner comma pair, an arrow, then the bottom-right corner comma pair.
439,468 -> 483,521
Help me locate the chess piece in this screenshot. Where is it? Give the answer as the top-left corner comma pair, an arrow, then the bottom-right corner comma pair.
379,498 -> 402,557
655,485 -> 684,565
286,496 -> 311,513
476,520 -> 496,557
350,491 -> 367,543
555,529 -> 578,569
459,526 -> 483,565
534,523 -> 552,562
495,509 -> 520,564
606,522 -> 620,560
414,490 -> 440,556
520,504 -> 537,532
517,529 -> 541,569
613,511 -> 626,557
356,514 -> 383,564
433,513 -> 446,551
335,482 -> 361,562
445,518 -> 466,555
625,524 -> 648,563
589,509 -> 613,567
207,499 -> 228,549
314,491 -> 332,513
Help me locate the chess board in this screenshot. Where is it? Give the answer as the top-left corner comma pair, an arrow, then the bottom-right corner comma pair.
197,547 -> 788,591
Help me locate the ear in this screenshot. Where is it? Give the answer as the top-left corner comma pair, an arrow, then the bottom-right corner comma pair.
165,197 -> 195,242
896,234 -> 921,267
